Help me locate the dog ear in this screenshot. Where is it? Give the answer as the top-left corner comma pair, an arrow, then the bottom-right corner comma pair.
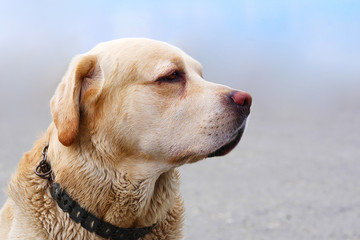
50,54 -> 99,146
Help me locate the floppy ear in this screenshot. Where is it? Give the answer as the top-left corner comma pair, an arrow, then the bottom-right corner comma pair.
50,54 -> 98,146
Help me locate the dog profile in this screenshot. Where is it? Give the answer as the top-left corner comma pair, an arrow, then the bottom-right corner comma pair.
0,38 -> 251,239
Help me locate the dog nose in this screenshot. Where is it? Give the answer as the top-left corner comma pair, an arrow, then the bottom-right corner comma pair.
231,91 -> 252,108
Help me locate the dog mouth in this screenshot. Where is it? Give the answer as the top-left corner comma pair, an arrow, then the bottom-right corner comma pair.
207,127 -> 245,158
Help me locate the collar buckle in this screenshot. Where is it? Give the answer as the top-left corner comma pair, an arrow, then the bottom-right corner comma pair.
34,144 -> 53,182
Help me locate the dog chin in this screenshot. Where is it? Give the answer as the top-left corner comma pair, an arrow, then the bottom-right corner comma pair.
207,127 -> 245,158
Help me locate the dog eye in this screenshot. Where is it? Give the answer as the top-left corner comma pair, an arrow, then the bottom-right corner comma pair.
168,71 -> 178,80
158,71 -> 181,83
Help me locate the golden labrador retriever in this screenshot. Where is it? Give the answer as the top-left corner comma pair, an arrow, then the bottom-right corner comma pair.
0,38 -> 251,240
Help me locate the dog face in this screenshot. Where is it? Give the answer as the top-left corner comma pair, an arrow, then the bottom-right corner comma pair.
51,38 -> 251,165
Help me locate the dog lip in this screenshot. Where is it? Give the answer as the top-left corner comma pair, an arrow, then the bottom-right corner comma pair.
207,127 -> 245,158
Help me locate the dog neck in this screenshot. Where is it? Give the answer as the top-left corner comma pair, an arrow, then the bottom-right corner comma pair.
47,124 -> 180,228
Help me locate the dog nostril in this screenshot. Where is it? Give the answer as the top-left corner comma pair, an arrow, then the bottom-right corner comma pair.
231,91 -> 252,107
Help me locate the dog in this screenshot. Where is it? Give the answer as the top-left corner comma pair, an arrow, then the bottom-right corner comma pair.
0,38 -> 251,240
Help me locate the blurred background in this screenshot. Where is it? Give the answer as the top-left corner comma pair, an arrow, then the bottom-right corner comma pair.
0,0 -> 359,239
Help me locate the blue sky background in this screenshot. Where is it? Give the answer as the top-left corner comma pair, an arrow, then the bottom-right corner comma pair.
0,0 -> 359,111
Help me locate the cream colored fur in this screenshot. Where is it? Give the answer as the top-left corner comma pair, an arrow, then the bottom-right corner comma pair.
0,38 -> 248,239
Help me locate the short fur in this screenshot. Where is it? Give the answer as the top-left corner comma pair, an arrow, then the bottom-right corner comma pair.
0,38 -> 250,239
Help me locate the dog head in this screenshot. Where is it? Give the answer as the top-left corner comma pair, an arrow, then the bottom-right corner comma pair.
50,38 -> 251,166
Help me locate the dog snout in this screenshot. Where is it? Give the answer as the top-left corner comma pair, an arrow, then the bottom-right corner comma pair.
230,91 -> 252,109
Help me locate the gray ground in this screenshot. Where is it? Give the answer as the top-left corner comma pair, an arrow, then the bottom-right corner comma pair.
1,87 -> 359,240
0,58 -> 359,240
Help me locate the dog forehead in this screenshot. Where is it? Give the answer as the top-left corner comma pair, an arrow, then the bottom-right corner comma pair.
90,38 -> 184,60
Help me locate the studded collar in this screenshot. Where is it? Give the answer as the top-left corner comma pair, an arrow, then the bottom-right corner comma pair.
35,144 -> 155,240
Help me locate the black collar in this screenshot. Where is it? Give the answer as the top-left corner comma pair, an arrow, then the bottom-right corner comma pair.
35,144 -> 155,240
